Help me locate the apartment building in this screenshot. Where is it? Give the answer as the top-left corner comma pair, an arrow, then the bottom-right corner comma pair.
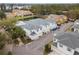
47,14 -> 68,25
16,18 -> 57,40
51,32 -> 79,55
72,20 -> 79,32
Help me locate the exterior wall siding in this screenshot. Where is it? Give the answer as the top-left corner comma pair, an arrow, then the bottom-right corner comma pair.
57,42 -> 74,55
16,19 -> 57,40
51,38 -> 75,55
74,28 -> 79,32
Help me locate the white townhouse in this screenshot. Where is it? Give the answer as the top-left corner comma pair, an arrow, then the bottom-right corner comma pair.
72,20 -> 79,32
29,19 -> 49,33
16,18 -> 58,40
51,32 -> 79,55
23,21 -> 43,37
16,21 -> 42,40
30,18 -> 58,33
46,19 -> 58,31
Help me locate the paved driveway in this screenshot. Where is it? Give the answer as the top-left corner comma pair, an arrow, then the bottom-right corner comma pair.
12,32 -> 53,55
53,22 -> 74,35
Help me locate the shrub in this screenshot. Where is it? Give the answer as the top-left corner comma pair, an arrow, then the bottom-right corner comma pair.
6,26 -> 26,39
7,51 -> 12,55
0,33 -> 6,49
0,11 -> 6,19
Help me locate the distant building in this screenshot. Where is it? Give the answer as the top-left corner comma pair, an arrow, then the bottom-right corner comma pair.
72,20 -> 79,32
47,14 -> 68,25
12,9 -> 33,17
16,21 -> 41,40
5,9 -> 33,18
51,32 -> 79,55
46,19 -> 58,31
29,18 -> 58,33
62,11 -> 68,14
12,4 -> 31,10
16,18 -> 58,40
1,4 -> 33,18
0,4 -> 31,12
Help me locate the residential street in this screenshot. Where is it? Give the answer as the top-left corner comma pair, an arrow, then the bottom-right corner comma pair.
59,22 -> 73,32
53,22 -> 74,35
12,32 -> 53,55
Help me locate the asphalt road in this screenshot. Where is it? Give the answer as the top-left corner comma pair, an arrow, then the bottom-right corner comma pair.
53,22 -> 74,35
59,22 -> 73,32
12,32 -> 53,55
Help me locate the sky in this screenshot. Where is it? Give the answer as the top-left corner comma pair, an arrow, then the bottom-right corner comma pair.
0,0 -> 79,4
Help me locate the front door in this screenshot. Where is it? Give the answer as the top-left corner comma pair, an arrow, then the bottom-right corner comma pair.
74,51 -> 79,55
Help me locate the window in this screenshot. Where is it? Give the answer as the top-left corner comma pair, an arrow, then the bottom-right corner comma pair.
75,30 -> 78,32
40,28 -> 42,30
59,44 -> 63,47
30,31 -> 36,35
50,27 -> 57,31
67,48 -> 71,51
53,39 -> 57,42
53,42 -> 57,47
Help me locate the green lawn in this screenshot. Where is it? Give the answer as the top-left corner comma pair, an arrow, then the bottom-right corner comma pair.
15,15 -> 38,21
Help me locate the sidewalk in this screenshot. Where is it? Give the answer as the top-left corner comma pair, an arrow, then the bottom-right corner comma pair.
48,46 -> 68,55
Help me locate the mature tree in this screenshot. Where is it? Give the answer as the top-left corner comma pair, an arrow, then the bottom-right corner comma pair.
6,26 -> 26,39
0,33 -> 6,49
31,5 -> 42,15
7,51 -> 12,55
0,4 -> 6,12
31,4 -> 69,15
44,43 -> 51,54
0,11 -> 6,19
5,26 -> 26,44
31,4 -> 79,19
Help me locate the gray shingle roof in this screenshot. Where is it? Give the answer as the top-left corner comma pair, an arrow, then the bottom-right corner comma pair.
30,18 -> 50,26
20,24 -> 33,30
55,32 -> 79,49
46,19 -> 56,23
16,18 -> 57,31
23,21 -> 42,30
